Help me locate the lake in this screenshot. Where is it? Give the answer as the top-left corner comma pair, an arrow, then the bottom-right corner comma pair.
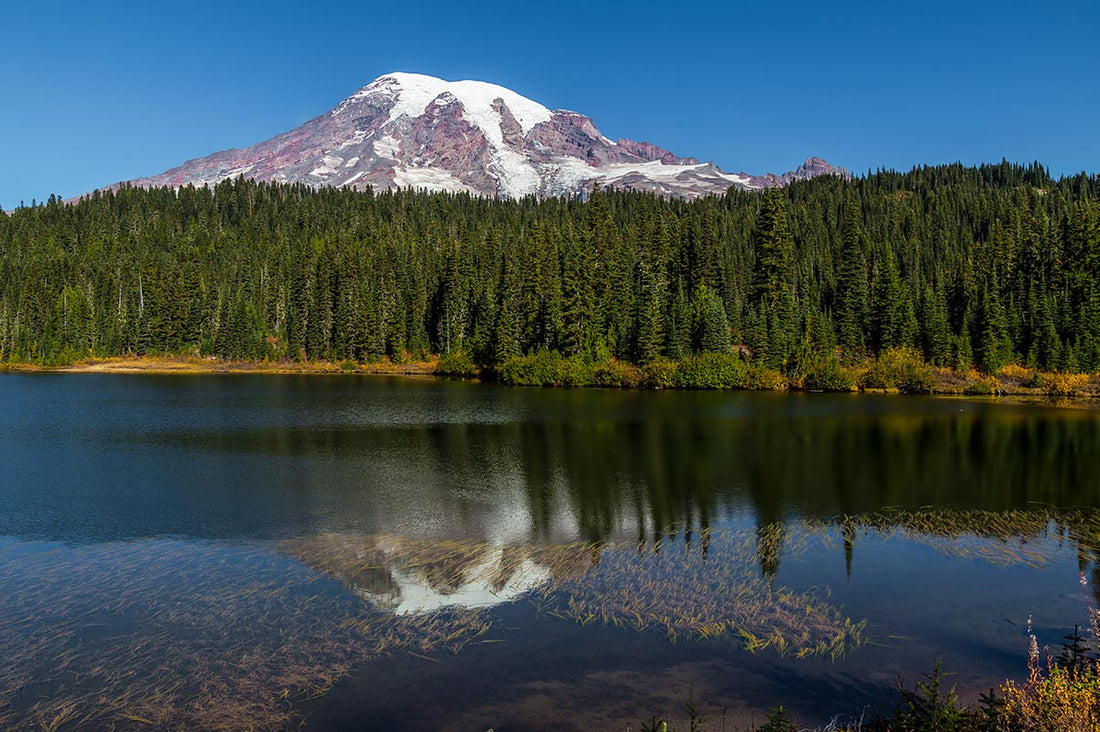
2,373 -> 1099,730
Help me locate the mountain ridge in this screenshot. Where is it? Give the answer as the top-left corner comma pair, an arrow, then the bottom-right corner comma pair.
106,72 -> 851,200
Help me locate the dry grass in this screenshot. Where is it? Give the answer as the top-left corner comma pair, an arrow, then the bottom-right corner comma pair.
2,354 -> 438,376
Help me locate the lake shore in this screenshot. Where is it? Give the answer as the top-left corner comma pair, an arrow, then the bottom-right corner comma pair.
0,354 -> 439,376
4,353 -> 1100,402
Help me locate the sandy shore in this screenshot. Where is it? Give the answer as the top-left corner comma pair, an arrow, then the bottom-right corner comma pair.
0,355 -> 439,376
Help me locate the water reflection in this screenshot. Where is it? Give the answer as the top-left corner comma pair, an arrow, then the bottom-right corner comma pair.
283,534 -> 554,614
282,528 -> 866,658
5,376 -> 1100,728
4,376 -> 1100,546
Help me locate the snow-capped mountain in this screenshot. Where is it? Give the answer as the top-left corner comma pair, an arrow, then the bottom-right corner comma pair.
115,72 -> 850,200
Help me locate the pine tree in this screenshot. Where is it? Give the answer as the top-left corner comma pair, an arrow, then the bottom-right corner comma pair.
691,282 -> 730,354
834,199 -> 868,359
977,273 -> 1012,373
493,256 -> 521,363
749,189 -> 795,368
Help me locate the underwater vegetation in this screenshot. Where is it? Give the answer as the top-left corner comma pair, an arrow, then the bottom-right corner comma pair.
0,540 -> 365,730
285,527 -> 867,660
6,510 -> 1100,730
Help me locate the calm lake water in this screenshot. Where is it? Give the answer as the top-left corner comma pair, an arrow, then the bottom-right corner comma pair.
2,373 -> 1100,730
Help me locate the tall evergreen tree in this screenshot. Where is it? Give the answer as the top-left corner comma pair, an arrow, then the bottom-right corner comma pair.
834,200 -> 868,359
748,189 -> 795,368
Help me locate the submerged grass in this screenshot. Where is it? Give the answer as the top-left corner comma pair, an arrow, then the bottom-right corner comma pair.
0,540 -> 368,730
285,528 -> 867,662
530,529 -> 866,659
8,510 -> 1100,730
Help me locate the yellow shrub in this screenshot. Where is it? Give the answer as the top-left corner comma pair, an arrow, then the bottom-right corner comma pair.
998,363 -> 1033,380
1038,372 -> 1089,397
964,373 -> 1001,395
1001,665 -> 1100,729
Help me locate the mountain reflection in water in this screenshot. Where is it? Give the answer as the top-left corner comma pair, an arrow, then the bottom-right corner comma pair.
4,375 -> 1100,728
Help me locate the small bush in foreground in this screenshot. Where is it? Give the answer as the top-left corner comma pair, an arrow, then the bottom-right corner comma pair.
1000,621 -> 1100,729
743,365 -> 788,391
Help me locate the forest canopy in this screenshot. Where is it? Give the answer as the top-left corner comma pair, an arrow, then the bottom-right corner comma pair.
2,161 -> 1098,375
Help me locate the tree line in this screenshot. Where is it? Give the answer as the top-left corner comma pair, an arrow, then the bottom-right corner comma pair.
1,160 -> 1099,374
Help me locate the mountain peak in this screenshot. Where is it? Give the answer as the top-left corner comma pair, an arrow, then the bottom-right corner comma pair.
111,74 -> 849,200
341,72 -> 553,136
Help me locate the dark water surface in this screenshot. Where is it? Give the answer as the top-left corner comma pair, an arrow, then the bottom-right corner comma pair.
3,373 -> 1100,730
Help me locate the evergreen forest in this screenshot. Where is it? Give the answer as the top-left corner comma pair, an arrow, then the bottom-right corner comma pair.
2,161 -> 1100,380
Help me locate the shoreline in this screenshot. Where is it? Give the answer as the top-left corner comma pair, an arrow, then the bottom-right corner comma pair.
0,355 -> 439,376
4,354 -> 1100,403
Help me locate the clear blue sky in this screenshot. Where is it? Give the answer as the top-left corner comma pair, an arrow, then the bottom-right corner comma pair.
2,0 -> 1097,207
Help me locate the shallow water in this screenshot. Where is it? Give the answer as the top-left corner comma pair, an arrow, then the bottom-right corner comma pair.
2,374 -> 1099,729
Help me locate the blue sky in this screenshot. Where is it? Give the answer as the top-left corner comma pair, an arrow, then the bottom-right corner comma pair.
2,0 -> 1097,207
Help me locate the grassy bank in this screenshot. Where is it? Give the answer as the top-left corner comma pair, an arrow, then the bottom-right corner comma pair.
439,346 -> 1100,399
5,347 -> 1100,401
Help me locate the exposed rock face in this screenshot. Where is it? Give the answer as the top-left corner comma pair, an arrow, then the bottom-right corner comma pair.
742,156 -> 853,189
110,73 -> 849,200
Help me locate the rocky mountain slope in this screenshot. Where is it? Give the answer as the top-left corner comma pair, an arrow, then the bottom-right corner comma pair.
116,72 -> 850,200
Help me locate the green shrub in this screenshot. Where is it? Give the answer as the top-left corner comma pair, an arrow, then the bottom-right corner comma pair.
743,365 -> 788,391
963,373 -> 1001,395
641,359 -> 678,389
860,360 -> 895,389
497,351 -> 594,387
801,355 -> 855,392
557,356 -> 595,386
674,353 -> 747,389
894,660 -> 967,730
498,351 -> 559,386
42,345 -> 86,367
758,701 -> 797,732
860,347 -> 935,393
434,350 -> 479,378
591,359 -> 641,388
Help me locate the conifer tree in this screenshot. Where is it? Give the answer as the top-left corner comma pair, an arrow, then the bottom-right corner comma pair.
691,282 -> 730,354
749,189 -> 795,368
834,200 -> 868,358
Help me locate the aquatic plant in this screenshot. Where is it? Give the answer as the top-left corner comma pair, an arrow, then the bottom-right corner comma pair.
532,529 -> 865,659
0,540 -> 367,730
286,529 -> 866,661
